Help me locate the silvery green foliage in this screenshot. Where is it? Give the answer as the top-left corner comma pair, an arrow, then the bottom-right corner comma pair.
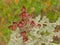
25,16 -> 60,45
8,15 -> 60,45
56,18 -> 60,25
7,28 -> 23,45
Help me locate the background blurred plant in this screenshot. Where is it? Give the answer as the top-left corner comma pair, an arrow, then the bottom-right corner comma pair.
0,0 -> 60,44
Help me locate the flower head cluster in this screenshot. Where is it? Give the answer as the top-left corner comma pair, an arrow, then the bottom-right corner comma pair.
8,6 -> 41,43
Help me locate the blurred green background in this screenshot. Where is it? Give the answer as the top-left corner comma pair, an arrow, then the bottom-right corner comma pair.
0,0 -> 60,44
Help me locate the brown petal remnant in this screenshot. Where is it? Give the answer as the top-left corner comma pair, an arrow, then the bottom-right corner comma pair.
52,35 -> 60,44
20,31 -> 26,37
30,21 -> 35,27
54,25 -> 60,32
8,25 -> 13,30
20,31 -> 28,42
20,12 -> 27,20
23,36 -> 28,42
37,24 -> 41,28
8,22 -> 17,31
21,6 -> 26,13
